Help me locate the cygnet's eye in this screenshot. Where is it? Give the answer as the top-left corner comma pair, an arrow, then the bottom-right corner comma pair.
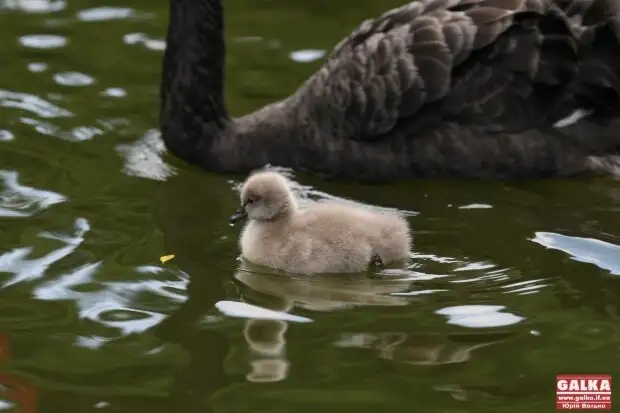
245,198 -> 256,205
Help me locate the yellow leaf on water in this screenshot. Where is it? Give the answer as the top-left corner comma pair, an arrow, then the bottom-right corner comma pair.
160,254 -> 175,264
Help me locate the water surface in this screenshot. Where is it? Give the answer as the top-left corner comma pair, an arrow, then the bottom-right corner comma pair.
1,1 -> 619,412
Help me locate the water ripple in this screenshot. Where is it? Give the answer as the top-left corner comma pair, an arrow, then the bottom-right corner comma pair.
20,117 -> 104,141
53,71 -> 95,87
436,305 -> 525,328
19,34 -> 67,49
500,278 -> 550,295
27,62 -> 48,73
531,231 -> 620,275
334,331 -> 512,366
69,126 -> 103,141
76,7 -> 137,22
0,297 -> 73,330
289,49 -> 325,63
88,306 -> 166,336
116,129 -> 174,181
101,87 -> 126,98
20,116 -> 59,137
32,260 -> 188,341
234,264 -> 417,311
1,218 -> 89,287
0,89 -> 72,118
458,203 -> 493,209
1,0 -> 66,13
0,170 -> 66,217
123,33 -> 165,51
0,130 -> 14,141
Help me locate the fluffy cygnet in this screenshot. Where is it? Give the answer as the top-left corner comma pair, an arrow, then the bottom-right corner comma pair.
229,171 -> 412,274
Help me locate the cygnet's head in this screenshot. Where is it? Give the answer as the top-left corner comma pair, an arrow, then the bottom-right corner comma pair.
229,171 -> 297,224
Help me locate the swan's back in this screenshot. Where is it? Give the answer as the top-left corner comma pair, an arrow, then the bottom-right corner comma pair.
245,0 -> 619,179
163,0 -> 620,180
292,0 -> 580,142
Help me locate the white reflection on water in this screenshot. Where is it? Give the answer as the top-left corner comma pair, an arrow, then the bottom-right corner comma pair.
76,7 -> 136,22
289,49 -> 325,63
531,231 -> 620,275
101,87 -> 127,98
215,300 -> 313,323
0,218 -> 87,287
33,259 -> 187,345
27,62 -> 48,72
1,212 -> 187,341
0,89 -> 72,118
0,399 -> 15,411
20,117 -> 104,141
0,170 -> 66,217
116,129 -> 175,181
53,71 -> 95,87
0,0 -> 66,13
123,33 -> 165,51
457,203 -> 493,209
19,34 -> 67,49
436,305 -> 525,328
0,129 -> 14,141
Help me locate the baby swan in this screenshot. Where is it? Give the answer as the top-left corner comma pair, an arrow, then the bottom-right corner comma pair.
229,171 -> 411,275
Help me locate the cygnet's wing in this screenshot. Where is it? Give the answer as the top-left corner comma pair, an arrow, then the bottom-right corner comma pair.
292,0 -> 580,142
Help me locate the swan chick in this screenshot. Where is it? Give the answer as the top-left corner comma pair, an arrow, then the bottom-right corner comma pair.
229,171 -> 412,274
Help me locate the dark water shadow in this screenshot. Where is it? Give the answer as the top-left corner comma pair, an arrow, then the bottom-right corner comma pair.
149,167 -> 242,413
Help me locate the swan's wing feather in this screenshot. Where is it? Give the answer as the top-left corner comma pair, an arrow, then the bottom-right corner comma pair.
555,0 -> 620,25
294,0 -> 579,142
565,0 -> 620,115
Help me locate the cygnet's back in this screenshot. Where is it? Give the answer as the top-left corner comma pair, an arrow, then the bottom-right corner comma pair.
229,171 -> 412,275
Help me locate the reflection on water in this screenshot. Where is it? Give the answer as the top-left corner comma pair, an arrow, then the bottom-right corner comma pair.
1,0 -> 620,412
532,232 -> 620,275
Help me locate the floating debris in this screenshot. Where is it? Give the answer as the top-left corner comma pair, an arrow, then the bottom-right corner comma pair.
159,254 -> 175,264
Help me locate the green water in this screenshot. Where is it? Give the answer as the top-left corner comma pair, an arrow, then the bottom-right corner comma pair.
1,1 -> 619,412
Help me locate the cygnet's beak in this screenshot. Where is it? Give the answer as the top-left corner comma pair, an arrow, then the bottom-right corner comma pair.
229,207 -> 248,224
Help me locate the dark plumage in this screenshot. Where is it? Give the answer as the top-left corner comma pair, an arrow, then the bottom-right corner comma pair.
160,0 -> 620,181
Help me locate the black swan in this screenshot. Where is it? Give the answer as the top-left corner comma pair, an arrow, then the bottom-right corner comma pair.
160,0 -> 620,181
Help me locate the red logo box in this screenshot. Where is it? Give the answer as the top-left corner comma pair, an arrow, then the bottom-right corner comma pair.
557,375 -> 612,410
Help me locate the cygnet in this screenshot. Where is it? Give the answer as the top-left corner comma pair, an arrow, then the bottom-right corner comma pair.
229,171 -> 412,274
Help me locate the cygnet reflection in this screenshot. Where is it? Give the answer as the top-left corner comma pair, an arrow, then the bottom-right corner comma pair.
234,261 -> 418,383
239,277 -> 293,384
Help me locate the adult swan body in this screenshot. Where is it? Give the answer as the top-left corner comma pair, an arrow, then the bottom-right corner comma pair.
160,0 -> 620,181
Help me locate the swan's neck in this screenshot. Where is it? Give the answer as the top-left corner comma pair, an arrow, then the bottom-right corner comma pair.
160,0 -> 229,166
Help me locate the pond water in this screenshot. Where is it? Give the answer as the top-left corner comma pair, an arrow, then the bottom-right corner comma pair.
1,1 -> 620,412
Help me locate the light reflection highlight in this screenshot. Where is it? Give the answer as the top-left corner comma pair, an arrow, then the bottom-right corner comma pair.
436,305 -> 525,328
531,231 -> 620,275
0,89 -> 72,118
0,170 -> 66,217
